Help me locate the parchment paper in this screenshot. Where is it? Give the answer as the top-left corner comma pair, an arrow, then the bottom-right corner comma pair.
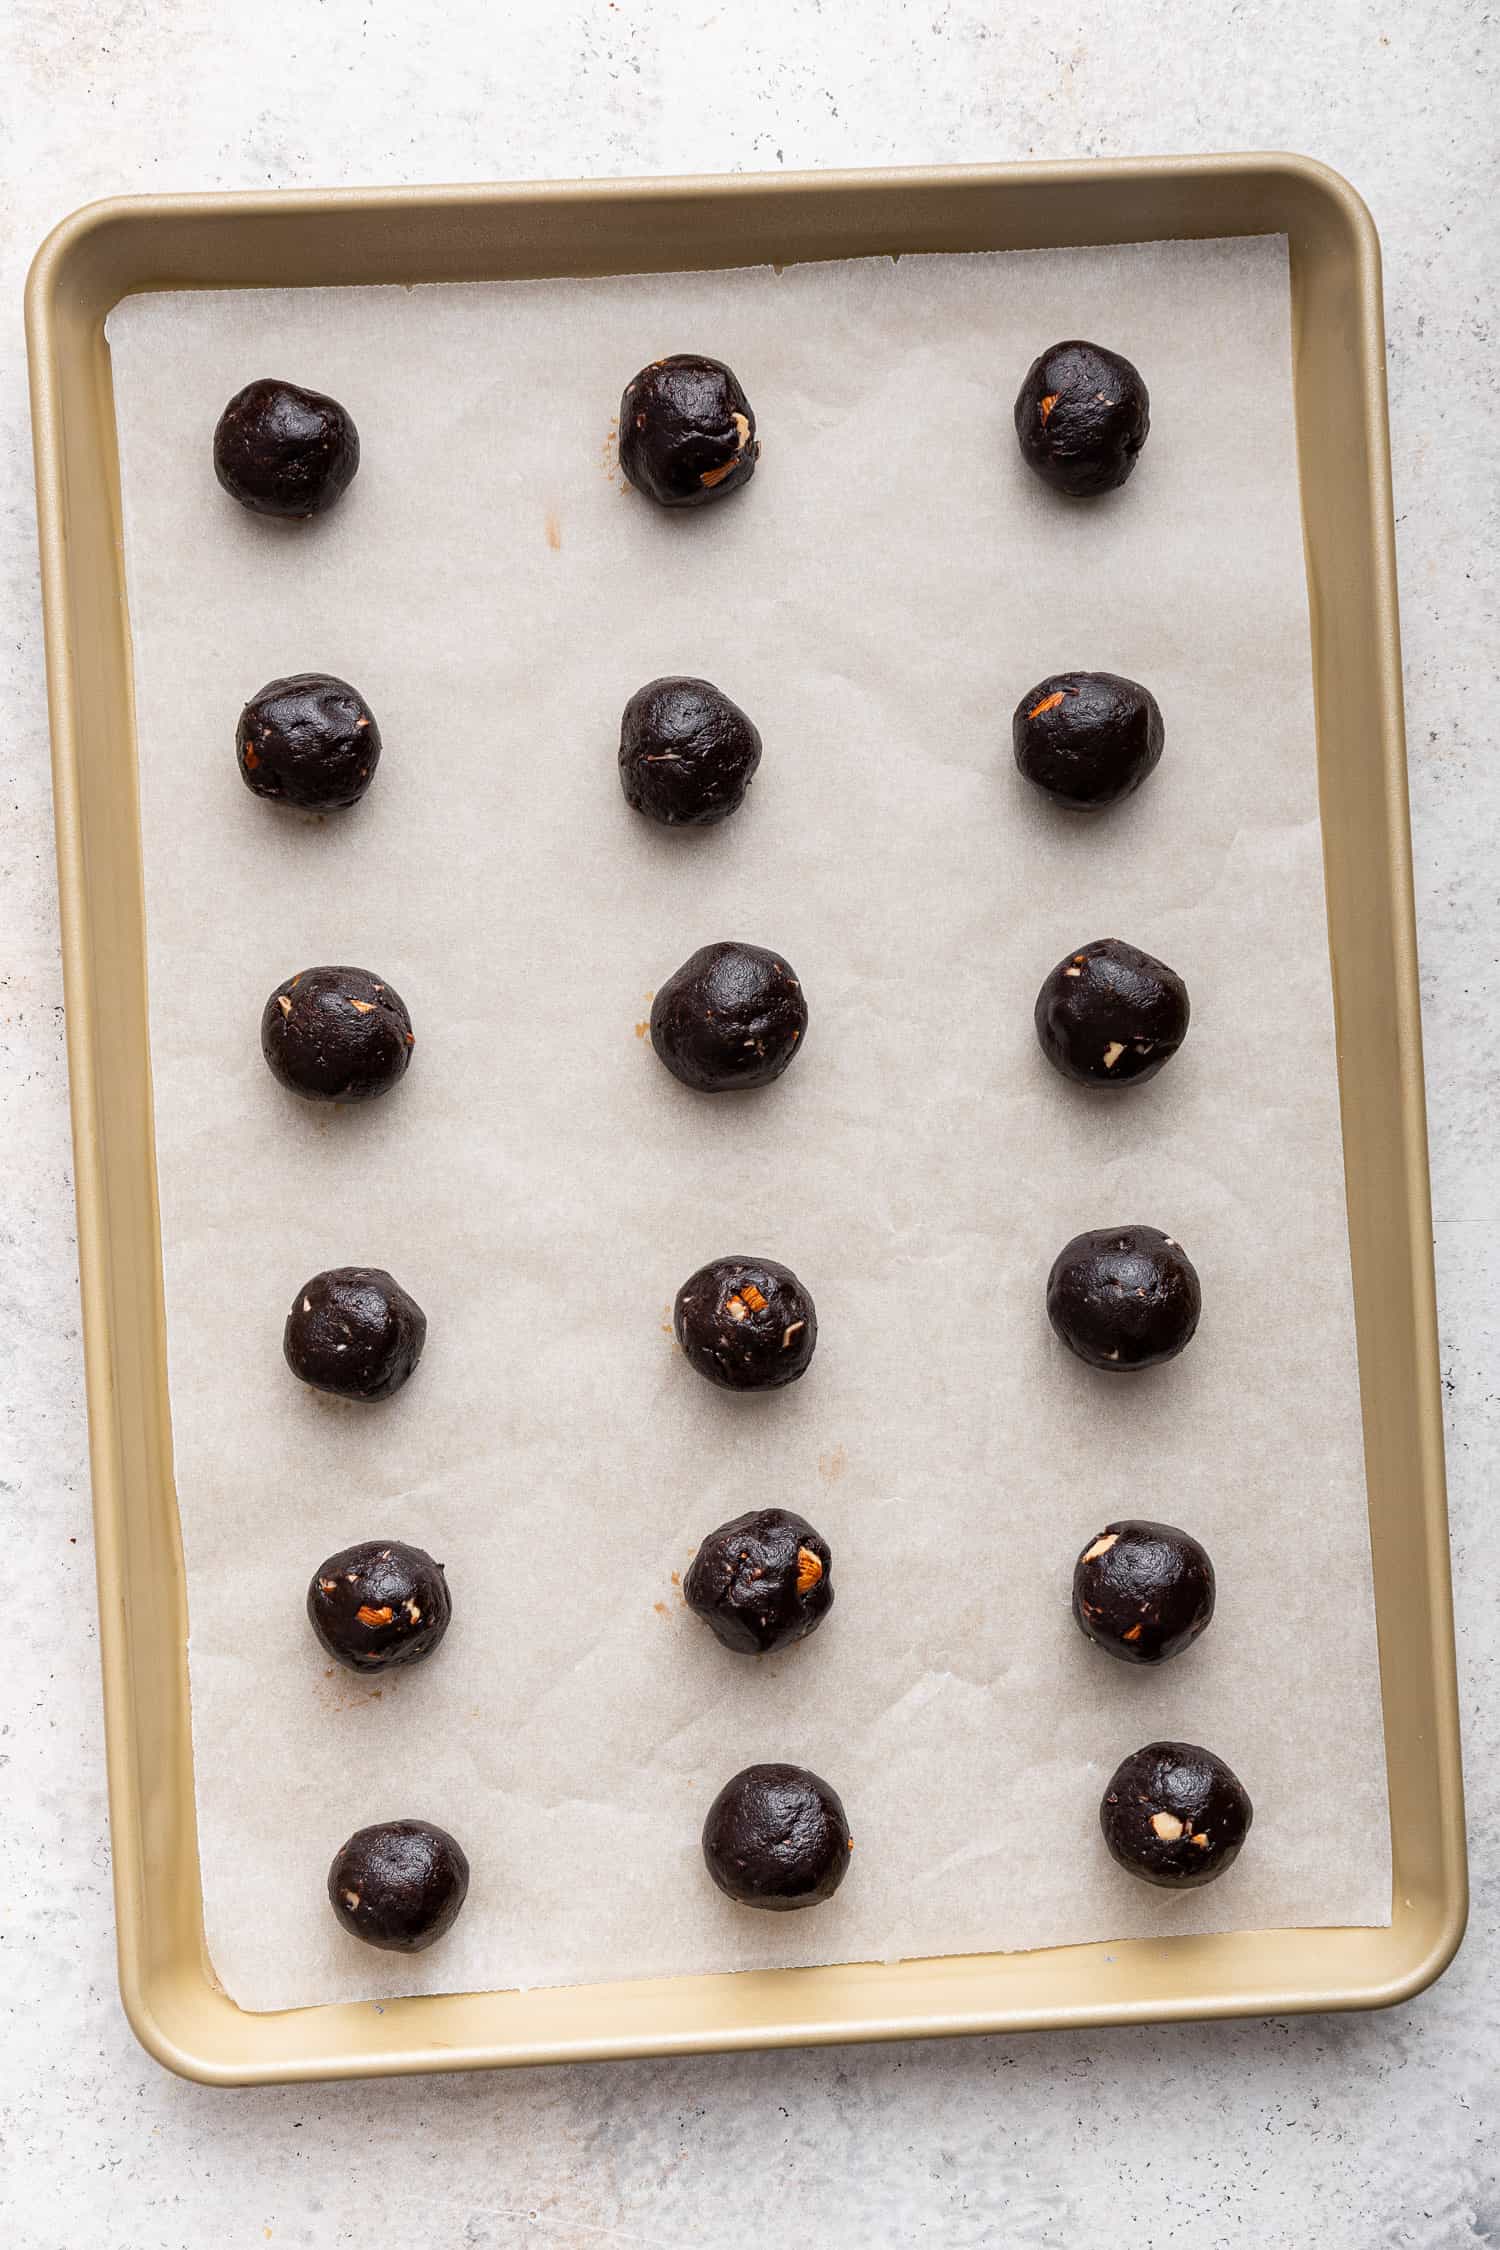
107,237 -> 1391,2011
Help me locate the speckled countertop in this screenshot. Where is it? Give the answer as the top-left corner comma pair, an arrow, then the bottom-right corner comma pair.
3,5 -> 1494,2244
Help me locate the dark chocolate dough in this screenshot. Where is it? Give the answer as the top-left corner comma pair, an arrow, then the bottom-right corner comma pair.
285,1267 -> 427,1400
1099,1740 -> 1252,1888
1013,671 -> 1163,810
1072,1519 -> 1215,1665
1013,339 -> 1149,498
237,673 -> 381,810
1047,1225 -> 1201,1372
261,965 -> 413,1102
674,1256 -> 817,1392
307,1539 -> 451,1671
618,355 -> 758,507
213,377 -> 360,519
618,676 -> 762,826
327,1819 -> 469,1950
1035,938 -> 1189,1087
650,941 -> 806,1093
685,1508 -> 833,1654
701,1763 -> 852,1910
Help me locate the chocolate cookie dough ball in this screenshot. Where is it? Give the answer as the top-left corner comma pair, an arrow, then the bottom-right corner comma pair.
213,377 -> 360,519
1073,1520 -> 1214,1665
327,1819 -> 469,1951
1013,339 -> 1149,498
1047,1226 -> 1201,1372
285,1267 -> 427,1400
674,1256 -> 817,1393
618,354 -> 758,507
685,1508 -> 833,1654
650,941 -> 806,1093
619,676 -> 762,827
702,1763 -> 852,1910
1100,1741 -> 1251,1888
261,965 -> 413,1102
308,1539 -> 451,1671
237,673 -> 381,810
1035,938 -> 1189,1087
1013,672 -> 1163,810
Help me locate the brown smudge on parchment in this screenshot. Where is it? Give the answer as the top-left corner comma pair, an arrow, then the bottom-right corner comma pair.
314,1668 -> 399,1714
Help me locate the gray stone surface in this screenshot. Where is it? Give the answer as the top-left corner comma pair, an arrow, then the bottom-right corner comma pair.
1,4 -> 1493,2243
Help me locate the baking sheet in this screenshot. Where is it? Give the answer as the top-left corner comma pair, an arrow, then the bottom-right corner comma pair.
106,236 -> 1391,2012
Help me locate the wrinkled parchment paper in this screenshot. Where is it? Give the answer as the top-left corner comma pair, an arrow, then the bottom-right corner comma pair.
106,237 -> 1390,2010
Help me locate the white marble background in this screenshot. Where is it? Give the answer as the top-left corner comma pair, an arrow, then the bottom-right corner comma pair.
1,3 -> 1493,2244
